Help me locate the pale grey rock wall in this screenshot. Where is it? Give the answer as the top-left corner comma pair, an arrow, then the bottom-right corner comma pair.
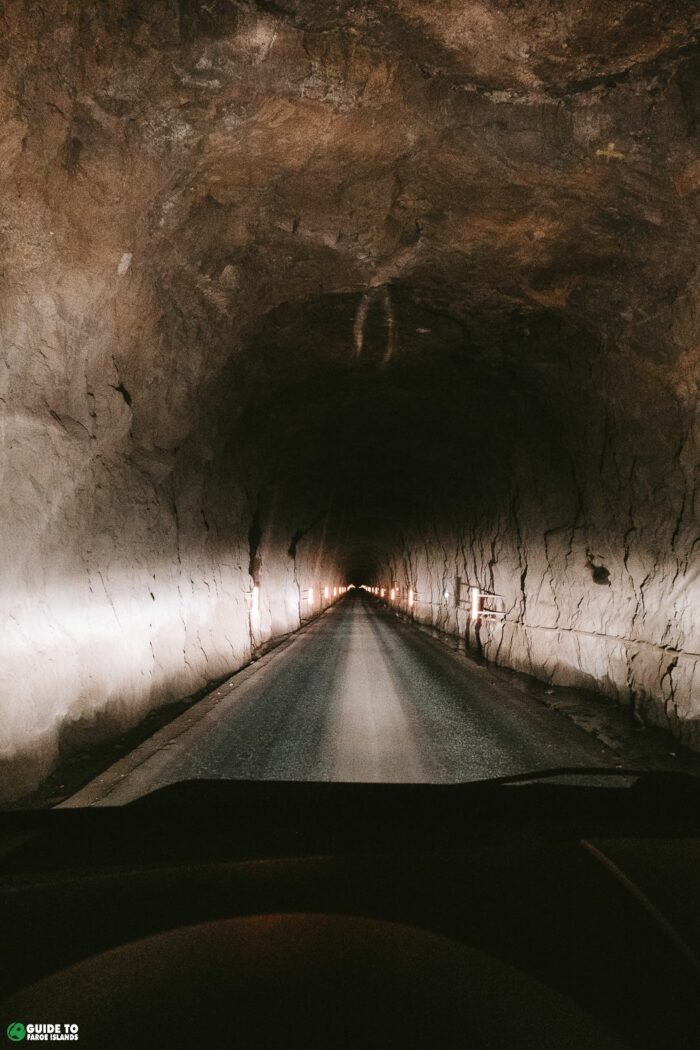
379,304 -> 699,747
0,261 -> 342,801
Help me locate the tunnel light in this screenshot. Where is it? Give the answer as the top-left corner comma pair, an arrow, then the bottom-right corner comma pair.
333,586 -> 337,596
470,586 -> 481,621
444,589 -> 449,601
252,585 -> 260,615
390,587 -> 395,601
408,588 -> 414,608
380,588 -> 385,597
324,585 -> 330,600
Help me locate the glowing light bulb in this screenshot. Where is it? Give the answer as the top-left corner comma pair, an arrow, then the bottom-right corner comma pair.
408,588 -> 414,608
324,586 -> 330,600
390,588 -> 395,600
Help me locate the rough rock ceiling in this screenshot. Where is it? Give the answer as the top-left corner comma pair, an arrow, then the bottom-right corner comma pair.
4,1 -> 700,439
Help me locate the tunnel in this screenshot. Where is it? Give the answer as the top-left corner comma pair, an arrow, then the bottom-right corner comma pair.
1,1 -> 699,803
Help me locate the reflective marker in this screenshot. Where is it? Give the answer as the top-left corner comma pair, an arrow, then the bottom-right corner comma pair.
470,586 -> 481,621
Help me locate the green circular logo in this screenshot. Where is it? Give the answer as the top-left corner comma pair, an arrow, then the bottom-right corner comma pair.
6,1024 -> 25,1043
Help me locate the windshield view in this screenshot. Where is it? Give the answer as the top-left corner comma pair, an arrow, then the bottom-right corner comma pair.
2,5 -> 700,806
2,0 -> 699,806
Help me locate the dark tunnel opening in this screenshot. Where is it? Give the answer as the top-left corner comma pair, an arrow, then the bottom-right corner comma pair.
220,288 -> 585,593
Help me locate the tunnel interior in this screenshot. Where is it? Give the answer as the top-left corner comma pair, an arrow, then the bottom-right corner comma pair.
224,287 -> 585,584
1,1 -> 699,800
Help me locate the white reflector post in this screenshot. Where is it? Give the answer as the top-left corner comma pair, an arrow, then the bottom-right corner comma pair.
470,586 -> 481,621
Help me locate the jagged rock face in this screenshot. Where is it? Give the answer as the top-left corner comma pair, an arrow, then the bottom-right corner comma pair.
0,1 -> 698,797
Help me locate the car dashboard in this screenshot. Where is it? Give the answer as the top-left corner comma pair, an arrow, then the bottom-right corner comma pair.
1,778 -> 698,1049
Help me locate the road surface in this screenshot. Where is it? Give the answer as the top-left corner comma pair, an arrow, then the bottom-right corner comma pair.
65,591 -> 623,805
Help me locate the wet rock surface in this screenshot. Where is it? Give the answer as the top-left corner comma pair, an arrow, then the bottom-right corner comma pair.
0,2 -> 699,798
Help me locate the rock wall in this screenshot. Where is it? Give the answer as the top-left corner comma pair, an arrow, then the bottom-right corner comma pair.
0,396 -> 343,802
0,249 -> 343,801
0,387 -> 343,802
379,303 -> 699,747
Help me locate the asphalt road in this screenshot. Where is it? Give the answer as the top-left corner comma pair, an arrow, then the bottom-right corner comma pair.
66,591 -> 623,806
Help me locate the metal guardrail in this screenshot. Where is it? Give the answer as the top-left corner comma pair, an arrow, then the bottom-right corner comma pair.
368,582 -> 507,622
400,584 -> 507,620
